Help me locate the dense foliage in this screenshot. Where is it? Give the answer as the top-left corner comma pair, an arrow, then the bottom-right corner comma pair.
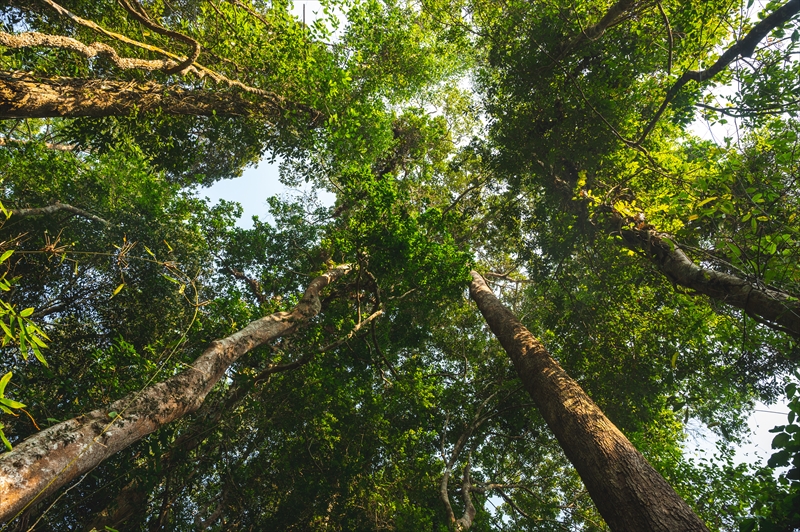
1,0 -> 799,530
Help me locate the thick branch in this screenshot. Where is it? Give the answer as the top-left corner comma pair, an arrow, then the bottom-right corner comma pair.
638,0 -> 800,143
615,219 -> 800,337
0,264 -> 351,524
87,307 -> 382,531
469,271 -> 708,532
10,201 -> 109,225
0,72 -> 321,123
34,0 -> 255,94
0,31 -> 176,72
561,0 -> 640,55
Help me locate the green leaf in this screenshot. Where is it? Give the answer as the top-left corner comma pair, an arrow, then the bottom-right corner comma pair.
696,196 -> 717,208
111,283 -> 125,298
18,308 -> 33,318
0,428 -> 11,452
0,372 -> 10,396
31,344 -> 47,366
786,382 -> 797,399
0,250 -> 13,263
0,321 -> 12,340
772,432 -> 791,449
0,397 -> 25,409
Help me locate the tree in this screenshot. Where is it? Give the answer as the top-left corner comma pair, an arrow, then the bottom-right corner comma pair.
1,0 -> 799,530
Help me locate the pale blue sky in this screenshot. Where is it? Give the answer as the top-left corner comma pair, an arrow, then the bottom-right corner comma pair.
200,159 -> 335,228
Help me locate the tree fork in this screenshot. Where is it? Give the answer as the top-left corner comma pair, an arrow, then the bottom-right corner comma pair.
0,264 -> 351,524
469,271 -> 709,532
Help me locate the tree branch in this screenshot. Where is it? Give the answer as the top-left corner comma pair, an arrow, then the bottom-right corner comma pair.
116,0 -> 201,75
0,136 -> 76,151
32,0 -> 296,99
637,0 -> 800,144
227,267 -> 267,303
0,31 -> 177,72
605,210 -> 800,337
10,201 -> 109,225
656,1 -> 673,75
0,72 -> 322,123
561,0 -> 641,55
0,264 -> 351,523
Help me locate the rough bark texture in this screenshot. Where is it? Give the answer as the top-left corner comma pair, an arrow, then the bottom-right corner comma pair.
0,264 -> 350,524
0,32 -> 176,72
0,72 -> 322,123
469,271 -> 709,532
10,201 -> 109,225
616,222 -> 800,337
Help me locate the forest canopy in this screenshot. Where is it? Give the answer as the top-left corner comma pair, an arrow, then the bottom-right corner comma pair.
0,0 -> 799,530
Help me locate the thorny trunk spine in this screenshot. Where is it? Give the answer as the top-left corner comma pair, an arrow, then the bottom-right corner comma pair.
469,271 -> 709,532
0,264 -> 351,524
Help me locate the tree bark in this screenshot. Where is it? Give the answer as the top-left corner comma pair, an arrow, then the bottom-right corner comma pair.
10,201 -> 109,225
0,72 -> 322,123
0,264 -> 350,524
616,222 -> 800,337
469,271 -> 709,532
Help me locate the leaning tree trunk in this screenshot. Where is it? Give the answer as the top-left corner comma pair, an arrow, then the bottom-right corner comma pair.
0,265 -> 350,524
0,72 -> 321,123
469,271 -> 709,532
615,220 -> 800,337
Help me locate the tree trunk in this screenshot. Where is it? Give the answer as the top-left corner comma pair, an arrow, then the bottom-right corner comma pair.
617,222 -> 800,337
0,265 -> 350,524
469,271 -> 709,532
0,72 -> 321,123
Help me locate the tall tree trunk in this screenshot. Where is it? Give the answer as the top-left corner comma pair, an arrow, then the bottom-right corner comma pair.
0,72 -> 322,123
0,265 -> 350,525
469,271 -> 709,532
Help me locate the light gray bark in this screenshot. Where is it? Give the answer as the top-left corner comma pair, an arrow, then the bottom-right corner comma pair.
0,265 -> 350,524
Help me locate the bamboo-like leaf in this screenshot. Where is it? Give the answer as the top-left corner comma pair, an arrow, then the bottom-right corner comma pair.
0,427 -> 11,452
0,250 -> 13,263
30,334 -> 47,348
0,371 -> 11,396
0,397 -> 25,409
19,307 -> 33,318
32,344 -> 48,366
0,320 -> 13,341
111,283 -> 125,298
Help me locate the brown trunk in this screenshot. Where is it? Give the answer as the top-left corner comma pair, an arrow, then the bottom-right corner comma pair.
0,265 -> 350,524
0,72 -> 321,123
469,271 -> 708,532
